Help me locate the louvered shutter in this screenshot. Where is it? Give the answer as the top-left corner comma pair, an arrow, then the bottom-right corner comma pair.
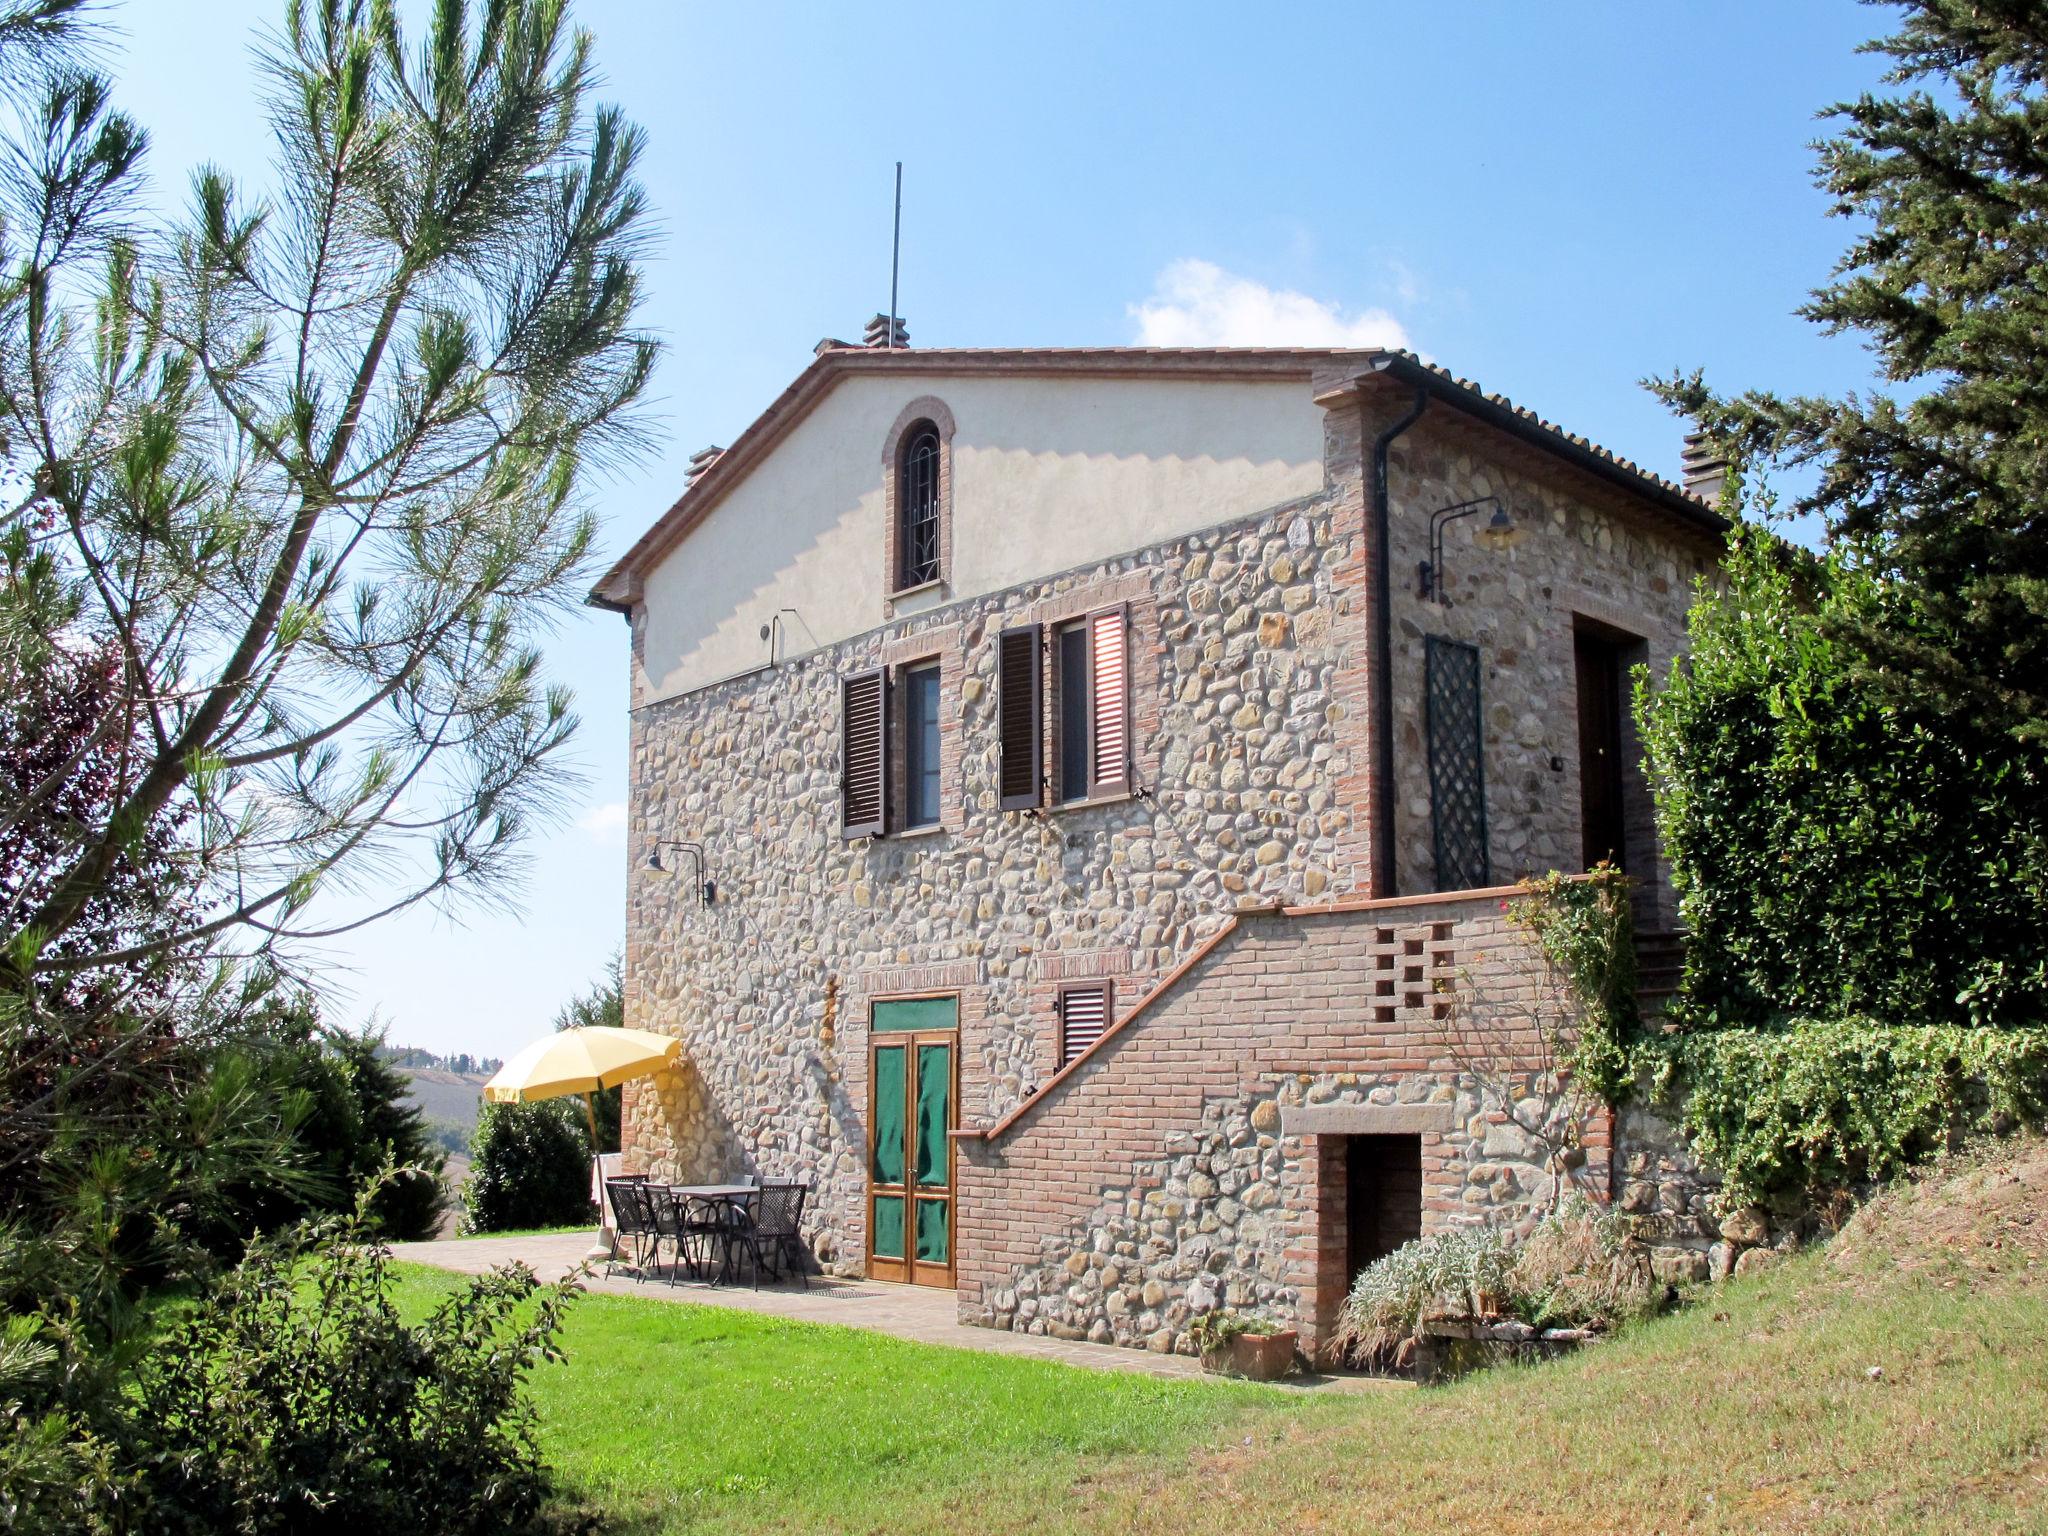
1087,606 -> 1130,797
840,668 -> 888,837
1059,982 -> 1112,1066
997,624 -> 1043,810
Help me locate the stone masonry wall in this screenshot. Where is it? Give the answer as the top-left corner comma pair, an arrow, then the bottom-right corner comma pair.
618,371 -> 1719,1295
621,487 -> 1373,1273
1374,409 -> 1718,922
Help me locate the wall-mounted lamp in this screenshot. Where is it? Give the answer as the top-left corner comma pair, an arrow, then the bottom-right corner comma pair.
647,840 -> 716,906
1418,496 -> 1521,605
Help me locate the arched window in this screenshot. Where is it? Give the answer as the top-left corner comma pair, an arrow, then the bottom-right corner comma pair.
897,422 -> 943,588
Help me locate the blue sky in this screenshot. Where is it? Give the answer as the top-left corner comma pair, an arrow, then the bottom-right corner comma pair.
111,2 -> 1890,1060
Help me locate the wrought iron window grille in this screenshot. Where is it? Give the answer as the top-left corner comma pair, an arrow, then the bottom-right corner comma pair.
1425,635 -> 1490,891
898,424 -> 942,588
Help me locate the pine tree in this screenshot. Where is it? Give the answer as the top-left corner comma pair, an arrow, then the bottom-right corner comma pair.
1658,0 -> 2048,751
1649,0 -> 2048,1026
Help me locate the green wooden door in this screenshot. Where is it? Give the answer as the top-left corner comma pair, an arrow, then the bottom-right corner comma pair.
869,999 -> 957,1287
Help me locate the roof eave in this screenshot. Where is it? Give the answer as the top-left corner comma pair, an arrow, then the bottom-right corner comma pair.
1358,354 -> 1727,538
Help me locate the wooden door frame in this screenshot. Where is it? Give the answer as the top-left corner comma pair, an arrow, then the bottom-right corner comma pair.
865,993 -> 959,1288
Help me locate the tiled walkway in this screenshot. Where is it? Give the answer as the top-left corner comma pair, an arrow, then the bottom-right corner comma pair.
392,1231 -> 1394,1393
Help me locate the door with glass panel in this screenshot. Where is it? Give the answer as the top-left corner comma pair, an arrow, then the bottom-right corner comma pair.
867,997 -> 957,1287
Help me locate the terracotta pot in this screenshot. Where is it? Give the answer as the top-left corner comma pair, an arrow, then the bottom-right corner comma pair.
1199,1344 -> 1233,1376
1229,1329 -> 1299,1381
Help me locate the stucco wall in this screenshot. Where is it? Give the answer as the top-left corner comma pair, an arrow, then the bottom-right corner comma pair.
635,373 -> 1324,700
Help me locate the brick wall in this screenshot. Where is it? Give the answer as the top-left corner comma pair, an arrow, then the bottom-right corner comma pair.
954,888 -> 1608,1357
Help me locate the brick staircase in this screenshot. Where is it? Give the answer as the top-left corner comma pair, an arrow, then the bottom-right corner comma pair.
1634,929 -> 1686,1013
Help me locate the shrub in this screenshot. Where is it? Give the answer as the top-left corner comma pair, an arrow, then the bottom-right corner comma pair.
1637,525 -> 2048,1030
1336,1227 -> 1516,1364
1658,1020 -> 2048,1211
261,1024 -> 447,1243
1509,1196 -> 1657,1329
461,1100 -> 594,1235
1506,865 -> 1640,1103
127,1193 -> 579,1536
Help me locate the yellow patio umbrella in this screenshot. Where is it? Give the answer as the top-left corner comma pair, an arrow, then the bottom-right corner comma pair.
483,1024 -> 682,1137
482,1026 -> 682,1260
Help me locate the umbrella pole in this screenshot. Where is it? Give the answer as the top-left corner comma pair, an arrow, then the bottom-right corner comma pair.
584,1090 -> 619,1266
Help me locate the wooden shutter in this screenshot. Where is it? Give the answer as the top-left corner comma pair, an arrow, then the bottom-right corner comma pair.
1087,606 -> 1130,797
1058,982 -> 1112,1066
841,667 -> 888,838
997,624 -> 1043,811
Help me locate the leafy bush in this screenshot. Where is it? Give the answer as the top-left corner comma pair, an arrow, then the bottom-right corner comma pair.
1336,1227 -> 1516,1363
216,1019 -> 446,1245
1637,525 -> 2048,1029
128,1195 -> 579,1535
461,1101 -> 594,1235
1509,1196 -> 1657,1329
1657,1021 -> 2048,1210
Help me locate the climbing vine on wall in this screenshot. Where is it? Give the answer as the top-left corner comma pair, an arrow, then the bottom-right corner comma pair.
1507,867 -> 1640,1105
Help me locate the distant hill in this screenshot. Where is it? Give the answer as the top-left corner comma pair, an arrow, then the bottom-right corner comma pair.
403,1065 -> 488,1129
381,1043 -> 502,1077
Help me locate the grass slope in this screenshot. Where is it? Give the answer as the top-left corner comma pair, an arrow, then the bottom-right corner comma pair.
397,1141 -> 2048,1535
1091,1144 -> 2048,1536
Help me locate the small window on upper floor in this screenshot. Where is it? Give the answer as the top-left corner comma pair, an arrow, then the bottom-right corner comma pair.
897,422 -> 943,589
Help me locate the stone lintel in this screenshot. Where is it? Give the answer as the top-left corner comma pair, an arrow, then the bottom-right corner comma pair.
1280,1102 -> 1456,1137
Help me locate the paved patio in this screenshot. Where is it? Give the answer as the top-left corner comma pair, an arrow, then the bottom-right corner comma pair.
391,1231 -> 1395,1393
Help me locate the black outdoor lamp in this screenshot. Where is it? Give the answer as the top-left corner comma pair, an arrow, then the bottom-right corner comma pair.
1417,495 -> 1520,605
647,840 -> 716,906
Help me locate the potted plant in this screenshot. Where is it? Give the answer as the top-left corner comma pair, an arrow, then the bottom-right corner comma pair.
1188,1312 -> 1298,1380
1187,1310 -> 1240,1375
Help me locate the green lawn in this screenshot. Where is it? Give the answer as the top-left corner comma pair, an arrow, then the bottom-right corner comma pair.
394,1141 -> 2048,1535
389,1268 -> 1337,1534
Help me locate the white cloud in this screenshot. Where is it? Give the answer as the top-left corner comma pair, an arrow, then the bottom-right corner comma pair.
1128,259 -> 1412,352
576,801 -> 627,844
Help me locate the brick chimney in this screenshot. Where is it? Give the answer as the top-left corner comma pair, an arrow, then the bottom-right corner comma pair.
685,444 -> 724,490
1680,430 -> 1729,507
863,313 -> 908,349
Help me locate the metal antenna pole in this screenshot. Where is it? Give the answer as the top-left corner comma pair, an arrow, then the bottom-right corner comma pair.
888,161 -> 902,349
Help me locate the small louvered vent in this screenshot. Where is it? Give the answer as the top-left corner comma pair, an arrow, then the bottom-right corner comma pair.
1059,984 -> 1111,1066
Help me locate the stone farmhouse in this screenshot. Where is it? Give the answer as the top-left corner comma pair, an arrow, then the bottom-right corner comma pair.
590,328 -> 1728,1359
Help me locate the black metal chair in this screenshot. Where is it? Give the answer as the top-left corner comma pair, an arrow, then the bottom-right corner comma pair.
676,1193 -> 728,1283
726,1181 -> 811,1290
646,1184 -> 691,1285
605,1179 -> 657,1278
